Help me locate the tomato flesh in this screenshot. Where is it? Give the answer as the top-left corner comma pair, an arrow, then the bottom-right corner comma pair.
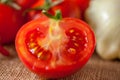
15,17 -> 95,78
25,29 -> 52,61
25,26 -> 87,63
64,27 -> 87,61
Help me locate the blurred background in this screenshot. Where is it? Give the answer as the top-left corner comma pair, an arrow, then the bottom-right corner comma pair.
0,0 -> 120,80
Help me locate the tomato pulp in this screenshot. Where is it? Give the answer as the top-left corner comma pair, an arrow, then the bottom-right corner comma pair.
15,14 -> 95,78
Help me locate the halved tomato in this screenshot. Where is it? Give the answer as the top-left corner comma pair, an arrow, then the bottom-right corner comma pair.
15,13 -> 95,78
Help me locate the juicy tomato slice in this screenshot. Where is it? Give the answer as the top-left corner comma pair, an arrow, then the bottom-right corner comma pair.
15,15 -> 95,78
28,0 -> 81,20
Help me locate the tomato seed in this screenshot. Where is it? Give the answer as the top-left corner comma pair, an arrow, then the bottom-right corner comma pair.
68,48 -> 76,54
74,43 -> 79,47
69,29 -> 74,33
38,50 -> 51,61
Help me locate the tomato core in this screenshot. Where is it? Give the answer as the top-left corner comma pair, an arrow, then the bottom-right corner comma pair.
25,20 -> 88,64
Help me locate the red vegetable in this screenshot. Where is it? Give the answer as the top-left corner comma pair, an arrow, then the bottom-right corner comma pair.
70,0 -> 90,19
27,0 -> 81,20
0,3 -> 24,44
15,11 -> 95,78
14,0 -> 38,9
76,0 -> 90,12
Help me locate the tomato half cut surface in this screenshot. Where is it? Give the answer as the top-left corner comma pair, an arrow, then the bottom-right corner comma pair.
15,15 -> 95,78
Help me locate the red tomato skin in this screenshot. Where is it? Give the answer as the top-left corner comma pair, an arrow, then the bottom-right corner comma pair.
69,0 -> 90,19
15,16 -> 95,78
0,4 -> 24,44
27,0 -> 81,20
76,0 -> 90,19
50,0 -> 81,18
14,0 -> 38,9
76,0 -> 90,11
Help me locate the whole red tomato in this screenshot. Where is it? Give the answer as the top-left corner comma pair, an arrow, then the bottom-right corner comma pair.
15,12 -> 95,78
0,4 -> 24,44
27,0 -> 81,20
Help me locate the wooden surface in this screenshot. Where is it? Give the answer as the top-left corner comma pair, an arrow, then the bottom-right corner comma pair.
0,44 -> 120,80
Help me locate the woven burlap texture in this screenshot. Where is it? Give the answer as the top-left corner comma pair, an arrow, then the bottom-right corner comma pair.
0,45 -> 120,80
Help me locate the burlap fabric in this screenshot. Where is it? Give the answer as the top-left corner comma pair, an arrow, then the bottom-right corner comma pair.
0,44 -> 120,80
